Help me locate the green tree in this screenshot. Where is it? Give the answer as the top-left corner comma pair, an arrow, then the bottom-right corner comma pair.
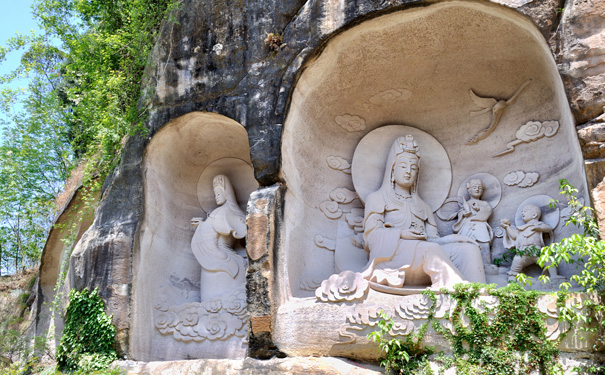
0,0 -> 178,274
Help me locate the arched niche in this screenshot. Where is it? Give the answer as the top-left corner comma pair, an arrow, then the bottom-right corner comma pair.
30,183 -> 97,351
277,1 -> 588,357
131,112 -> 257,361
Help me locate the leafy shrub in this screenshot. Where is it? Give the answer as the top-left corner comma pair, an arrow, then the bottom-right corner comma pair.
56,288 -> 116,372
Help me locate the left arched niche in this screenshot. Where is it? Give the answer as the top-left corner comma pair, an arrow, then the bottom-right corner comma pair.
30,181 -> 98,353
131,112 -> 257,361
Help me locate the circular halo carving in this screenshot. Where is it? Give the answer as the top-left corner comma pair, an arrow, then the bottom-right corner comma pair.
351,125 -> 452,212
514,194 -> 560,230
456,173 -> 502,208
197,157 -> 258,215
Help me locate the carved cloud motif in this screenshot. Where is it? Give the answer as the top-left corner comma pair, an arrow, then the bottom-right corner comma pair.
396,294 -> 453,320
319,200 -> 343,219
494,120 -> 559,157
368,88 -> 412,105
503,171 -> 540,188
335,114 -> 366,132
326,155 -> 352,174
329,188 -> 358,204
314,234 -> 336,251
154,289 -> 248,342
315,270 -> 369,302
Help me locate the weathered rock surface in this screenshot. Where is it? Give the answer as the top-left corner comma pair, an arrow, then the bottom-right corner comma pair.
593,177 -> 605,238
556,0 -> 605,124
578,110 -> 605,192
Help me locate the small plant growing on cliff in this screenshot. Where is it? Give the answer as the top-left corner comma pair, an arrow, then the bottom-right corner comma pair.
57,288 -> 117,372
264,32 -> 284,52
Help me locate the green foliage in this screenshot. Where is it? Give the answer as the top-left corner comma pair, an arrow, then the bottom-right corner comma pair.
0,0 -> 179,276
56,288 -> 117,373
0,329 -> 53,374
368,306 -> 434,375
369,284 -> 564,375
493,245 -> 540,267
538,180 -> 605,364
436,283 -> 561,375
539,179 -> 604,292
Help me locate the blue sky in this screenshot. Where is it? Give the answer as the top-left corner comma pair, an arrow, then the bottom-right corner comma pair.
0,0 -> 39,139
1,0 -> 39,83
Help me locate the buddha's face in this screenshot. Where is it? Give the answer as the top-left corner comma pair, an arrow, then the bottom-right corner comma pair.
214,185 -> 226,205
393,154 -> 419,189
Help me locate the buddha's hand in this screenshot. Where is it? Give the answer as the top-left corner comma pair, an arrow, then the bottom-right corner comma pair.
400,228 -> 426,240
500,219 -> 510,228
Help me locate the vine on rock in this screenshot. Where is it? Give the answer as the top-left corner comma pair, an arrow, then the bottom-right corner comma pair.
370,284 -> 563,375
436,283 -> 561,375
56,288 -> 117,373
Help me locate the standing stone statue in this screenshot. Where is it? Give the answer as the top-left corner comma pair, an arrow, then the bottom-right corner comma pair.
191,174 -> 247,301
360,135 -> 467,289
452,178 -> 494,265
500,203 -> 559,281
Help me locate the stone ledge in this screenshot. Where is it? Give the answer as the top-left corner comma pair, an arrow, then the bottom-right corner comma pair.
116,357 -> 382,375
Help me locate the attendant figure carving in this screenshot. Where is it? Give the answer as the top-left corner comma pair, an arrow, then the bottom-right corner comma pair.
191,174 -> 247,300
361,135 -> 469,289
452,178 -> 494,265
500,203 -> 559,281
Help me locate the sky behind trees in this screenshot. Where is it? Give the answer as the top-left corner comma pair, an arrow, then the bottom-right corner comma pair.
0,0 -> 39,139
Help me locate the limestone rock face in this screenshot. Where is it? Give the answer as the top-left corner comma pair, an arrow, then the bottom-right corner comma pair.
593,178 -> 605,238
557,0 -> 605,124
40,0 -> 605,363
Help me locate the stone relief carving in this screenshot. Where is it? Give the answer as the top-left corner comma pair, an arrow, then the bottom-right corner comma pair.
154,174 -> 249,344
494,120 -> 560,157
316,270 -> 369,302
314,234 -> 336,251
329,187 -> 359,204
319,200 -> 343,219
360,135 -> 477,290
315,132 -> 487,302
326,155 -> 352,174
452,178 -> 494,265
335,293 -> 568,346
466,79 -> 531,145
335,114 -> 366,132
352,88 -> 413,112
503,170 -> 540,188
368,88 -> 412,105
500,196 -> 562,281
437,174 -> 501,268
154,289 -> 248,342
191,175 -> 247,301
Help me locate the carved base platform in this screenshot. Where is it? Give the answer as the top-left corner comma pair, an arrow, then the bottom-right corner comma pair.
274,290 -> 598,361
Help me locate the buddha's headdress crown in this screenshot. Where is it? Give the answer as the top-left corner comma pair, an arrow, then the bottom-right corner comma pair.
395,135 -> 419,158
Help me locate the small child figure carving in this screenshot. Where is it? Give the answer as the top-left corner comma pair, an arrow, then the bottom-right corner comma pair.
500,203 -> 560,281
